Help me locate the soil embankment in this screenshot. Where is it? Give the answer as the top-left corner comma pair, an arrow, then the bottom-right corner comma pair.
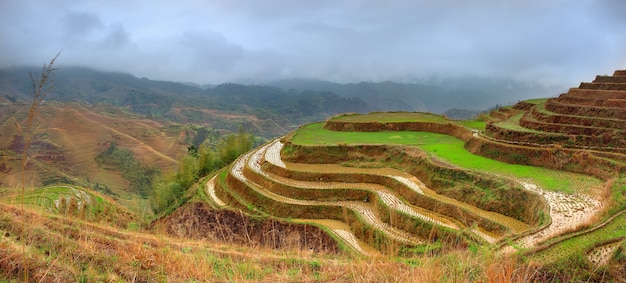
154,201 -> 340,254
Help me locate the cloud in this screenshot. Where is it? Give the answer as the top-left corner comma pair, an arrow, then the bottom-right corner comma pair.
61,11 -> 104,43
0,0 -> 625,86
179,29 -> 244,71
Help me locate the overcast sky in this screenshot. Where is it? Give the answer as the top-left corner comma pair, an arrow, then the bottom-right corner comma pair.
1,0 -> 625,85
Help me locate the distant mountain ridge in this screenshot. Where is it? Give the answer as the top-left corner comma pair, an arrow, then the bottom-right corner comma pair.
269,77 -> 563,114
0,66 -> 563,126
0,66 -> 370,137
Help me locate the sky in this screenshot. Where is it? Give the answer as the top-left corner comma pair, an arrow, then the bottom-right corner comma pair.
1,0 -> 625,86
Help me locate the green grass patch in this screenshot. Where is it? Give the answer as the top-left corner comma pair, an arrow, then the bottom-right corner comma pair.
291,123 -> 601,193
522,98 -> 549,104
609,174 -> 626,214
494,113 -> 538,132
532,214 -> 626,264
455,120 -> 486,131
293,123 -> 440,146
0,186 -> 136,224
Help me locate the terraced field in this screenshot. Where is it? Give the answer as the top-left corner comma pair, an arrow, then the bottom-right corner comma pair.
211,136 -> 545,255
487,70 -> 626,153
204,70 -> 626,270
0,185 -> 137,228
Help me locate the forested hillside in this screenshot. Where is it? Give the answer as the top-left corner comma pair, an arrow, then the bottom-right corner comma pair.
1,67 -> 563,136
269,77 -> 562,114
0,67 -> 370,138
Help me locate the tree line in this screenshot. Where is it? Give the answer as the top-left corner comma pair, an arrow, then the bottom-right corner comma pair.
94,127 -> 256,215
149,127 -> 255,214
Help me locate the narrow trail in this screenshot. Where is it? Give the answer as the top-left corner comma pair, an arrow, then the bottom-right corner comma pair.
206,176 -> 225,207
68,107 -> 178,164
291,219 -> 372,256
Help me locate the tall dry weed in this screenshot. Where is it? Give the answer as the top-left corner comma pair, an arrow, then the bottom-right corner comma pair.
13,52 -> 60,282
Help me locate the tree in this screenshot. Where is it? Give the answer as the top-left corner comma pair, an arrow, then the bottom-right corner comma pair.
198,145 -> 216,176
178,154 -> 199,189
149,127 -> 255,214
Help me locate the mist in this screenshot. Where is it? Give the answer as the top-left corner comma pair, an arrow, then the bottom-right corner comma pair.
1,0 -> 625,87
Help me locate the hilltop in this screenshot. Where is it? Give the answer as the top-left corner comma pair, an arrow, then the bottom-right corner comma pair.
1,70 -> 626,281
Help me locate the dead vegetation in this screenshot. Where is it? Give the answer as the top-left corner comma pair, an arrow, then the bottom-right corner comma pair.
153,200 -> 340,253
1,202 -> 558,282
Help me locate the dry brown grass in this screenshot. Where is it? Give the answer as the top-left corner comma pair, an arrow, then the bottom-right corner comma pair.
0,202 -> 550,282
0,103 -> 185,191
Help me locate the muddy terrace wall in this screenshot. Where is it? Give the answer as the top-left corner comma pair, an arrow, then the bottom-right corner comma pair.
529,106 -> 626,130
237,158 -> 471,252
464,137 -> 623,180
579,82 -> 626,90
243,164 -> 373,202
323,121 -> 473,142
545,99 -> 626,120
485,123 -> 626,153
281,142 -> 547,227
518,116 -> 626,146
245,165 -> 467,243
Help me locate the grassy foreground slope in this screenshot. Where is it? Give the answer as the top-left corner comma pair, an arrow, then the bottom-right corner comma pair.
0,182 -> 545,282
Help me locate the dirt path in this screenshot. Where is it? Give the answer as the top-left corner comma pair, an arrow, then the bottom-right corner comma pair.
290,218 -> 373,256
205,176 -> 225,207
68,107 -> 178,164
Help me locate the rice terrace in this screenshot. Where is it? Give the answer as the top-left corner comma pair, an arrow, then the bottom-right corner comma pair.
200,70 -> 626,281
2,70 -> 626,281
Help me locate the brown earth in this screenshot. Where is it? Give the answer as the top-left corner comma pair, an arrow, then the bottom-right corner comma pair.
324,120 -> 473,141
154,200 -> 340,253
0,103 -> 187,192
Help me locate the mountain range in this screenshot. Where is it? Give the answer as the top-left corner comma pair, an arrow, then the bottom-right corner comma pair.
1,66 -> 563,128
